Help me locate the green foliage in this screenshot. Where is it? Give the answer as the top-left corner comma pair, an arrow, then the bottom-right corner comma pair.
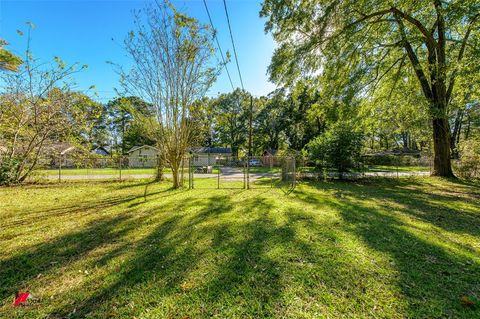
106,96 -> 153,153
281,82 -> 324,151
254,91 -> 285,152
67,93 -> 109,147
261,0 -> 480,176
212,88 -> 250,156
0,38 -> 22,72
307,125 -> 363,175
0,158 -> 20,185
454,138 -> 480,179
188,97 -> 216,147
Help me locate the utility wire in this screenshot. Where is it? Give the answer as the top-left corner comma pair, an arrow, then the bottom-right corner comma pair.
222,0 -> 245,91
202,0 -> 235,92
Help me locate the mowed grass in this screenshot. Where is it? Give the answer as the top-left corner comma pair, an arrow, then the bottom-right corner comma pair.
37,167 -> 219,177
368,165 -> 431,173
37,168 -> 158,176
0,178 -> 479,318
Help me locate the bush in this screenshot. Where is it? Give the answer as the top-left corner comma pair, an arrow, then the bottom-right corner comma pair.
362,154 -> 428,167
306,125 -> 363,177
362,154 -> 397,166
454,139 -> 480,179
0,158 -> 20,185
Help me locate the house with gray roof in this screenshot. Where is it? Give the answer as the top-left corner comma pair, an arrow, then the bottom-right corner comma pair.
127,145 -> 159,168
190,147 -> 232,166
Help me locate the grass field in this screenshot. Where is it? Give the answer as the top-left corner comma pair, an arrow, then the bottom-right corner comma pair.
367,165 -> 431,173
37,167 -> 221,177
38,168 -> 160,176
1,177 -> 479,318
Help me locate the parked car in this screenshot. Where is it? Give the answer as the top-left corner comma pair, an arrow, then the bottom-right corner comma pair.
248,159 -> 261,167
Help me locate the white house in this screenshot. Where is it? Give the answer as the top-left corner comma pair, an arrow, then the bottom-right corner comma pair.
190,147 -> 232,166
127,145 -> 159,168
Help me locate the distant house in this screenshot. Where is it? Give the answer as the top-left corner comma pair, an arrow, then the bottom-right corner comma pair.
91,146 -> 110,157
262,149 -> 278,156
190,147 -> 232,166
44,143 -> 76,157
127,145 -> 159,168
262,149 -> 279,167
44,143 -> 77,168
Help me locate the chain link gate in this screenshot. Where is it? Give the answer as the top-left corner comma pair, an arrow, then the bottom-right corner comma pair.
188,155 -> 245,189
187,154 -> 296,191
245,155 -> 296,191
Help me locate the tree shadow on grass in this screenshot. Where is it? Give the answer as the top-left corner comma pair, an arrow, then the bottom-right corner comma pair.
5,179 -> 479,317
0,215 -> 134,301
46,192 -> 343,318
47,194 -> 235,318
294,181 -> 480,318
0,185 -> 173,230
304,178 -> 480,238
46,189 -> 398,318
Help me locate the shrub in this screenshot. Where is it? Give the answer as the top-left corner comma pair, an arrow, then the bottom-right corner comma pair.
0,158 -> 21,185
454,139 -> 480,179
362,154 -> 397,166
306,125 -> 363,178
362,154 -> 428,167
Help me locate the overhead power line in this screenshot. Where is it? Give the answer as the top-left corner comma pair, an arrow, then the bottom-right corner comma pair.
202,0 -> 235,92
222,0 -> 245,91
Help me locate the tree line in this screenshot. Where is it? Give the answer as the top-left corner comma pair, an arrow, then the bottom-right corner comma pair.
1,0 -> 479,187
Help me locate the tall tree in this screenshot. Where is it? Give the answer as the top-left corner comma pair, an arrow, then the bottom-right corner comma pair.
282,82 -> 325,151
261,0 -> 480,177
118,1 -> 218,188
106,96 -> 151,154
68,92 -> 109,148
213,89 -> 250,158
0,54 -> 86,183
255,91 -> 285,152
189,97 -> 216,147
360,69 -> 431,152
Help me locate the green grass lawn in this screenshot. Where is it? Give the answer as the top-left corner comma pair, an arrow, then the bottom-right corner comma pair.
38,168 -> 159,176
38,167 -> 219,177
367,165 -> 431,172
1,178 -> 479,318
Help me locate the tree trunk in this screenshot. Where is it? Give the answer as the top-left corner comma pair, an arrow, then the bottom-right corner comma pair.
402,132 -> 408,149
431,117 -> 455,177
156,161 -> 164,181
450,109 -> 463,159
180,156 -> 185,187
172,166 -> 180,188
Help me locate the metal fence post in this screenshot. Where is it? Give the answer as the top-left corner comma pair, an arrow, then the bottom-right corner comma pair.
58,155 -> 62,182
270,156 -> 273,188
246,156 -> 250,190
293,156 -> 296,189
119,156 -> 122,181
190,156 -> 194,189
396,156 -> 399,179
243,158 -> 246,189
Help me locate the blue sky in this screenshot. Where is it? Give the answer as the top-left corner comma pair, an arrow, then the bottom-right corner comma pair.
0,0 -> 277,102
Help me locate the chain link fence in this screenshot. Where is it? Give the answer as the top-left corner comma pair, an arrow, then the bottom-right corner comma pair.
34,155 -> 159,181
31,152 -> 433,186
296,153 -> 432,181
187,155 -> 296,190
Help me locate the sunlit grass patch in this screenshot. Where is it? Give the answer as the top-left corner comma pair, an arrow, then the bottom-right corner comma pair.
0,177 -> 479,318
